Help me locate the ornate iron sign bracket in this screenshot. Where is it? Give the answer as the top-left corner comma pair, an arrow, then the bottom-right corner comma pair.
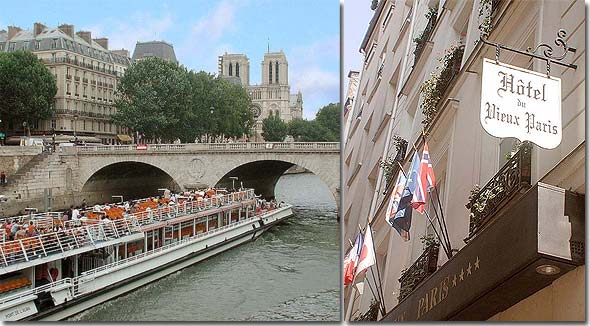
479,29 -> 577,77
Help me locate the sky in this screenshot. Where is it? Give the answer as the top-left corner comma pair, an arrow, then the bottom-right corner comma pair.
1,0 -> 340,119
342,0 -> 373,79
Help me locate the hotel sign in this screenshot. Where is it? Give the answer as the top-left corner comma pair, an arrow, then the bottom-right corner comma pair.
480,58 -> 562,149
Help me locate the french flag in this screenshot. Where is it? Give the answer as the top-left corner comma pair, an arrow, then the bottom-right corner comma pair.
344,232 -> 363,285
355,225 -> 376,278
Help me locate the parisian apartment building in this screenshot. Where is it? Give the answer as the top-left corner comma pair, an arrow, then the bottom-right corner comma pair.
343,0 -> 584,321
0,23 -> 132,145
218,51 -> 303,141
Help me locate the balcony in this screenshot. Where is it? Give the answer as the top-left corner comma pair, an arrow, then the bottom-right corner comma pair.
398,243 -> 439,302
83,78 -> 88,84
382,181 -> 584,321
420,45 -> 464,128
74,76 -> 80,82
91,80 -> 96,85
413,7 -> 438,67
464,142 -> 532,243
66,74 -> 72,80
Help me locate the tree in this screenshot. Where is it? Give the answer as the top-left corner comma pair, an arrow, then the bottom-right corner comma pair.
315,102 -> 340,142
262,113 -> 288,141
210,77 -> 254,140
0,51 -> 57,133
286,102 -> 341,142
112,58 -> 254,143
112,57 -> 191,142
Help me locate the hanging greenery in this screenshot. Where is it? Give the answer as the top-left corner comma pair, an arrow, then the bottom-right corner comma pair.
419,41 -> 465,127
419,234 -> 439,250
505,140 -> 523,160
413,6 -> 439,59
354,299 -> 381,321
465,183 -> 504,221
478,0 -> 493,37
380,135 -> 408,190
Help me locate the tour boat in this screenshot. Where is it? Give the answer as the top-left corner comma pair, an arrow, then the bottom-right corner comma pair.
0,189 -> 293,321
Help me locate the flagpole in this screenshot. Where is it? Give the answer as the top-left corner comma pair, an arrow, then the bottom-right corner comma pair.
369,233 -> 387,316
396,161 -> 451,258
356,224 -> 386,315
426,191 -> 452,257
432,185 -> 452,255
409,141 -> 450,249
368,268 -> 387,316
421,129 -> 453,257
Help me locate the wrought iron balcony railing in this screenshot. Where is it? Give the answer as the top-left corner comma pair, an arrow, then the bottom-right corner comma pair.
398,243 -> 439,302
464,142 -> 532,242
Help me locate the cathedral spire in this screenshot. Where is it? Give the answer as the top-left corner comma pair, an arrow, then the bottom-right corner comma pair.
267,37 -> 270,53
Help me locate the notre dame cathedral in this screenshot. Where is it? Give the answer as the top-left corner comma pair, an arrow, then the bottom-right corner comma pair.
218,50 -> 303,141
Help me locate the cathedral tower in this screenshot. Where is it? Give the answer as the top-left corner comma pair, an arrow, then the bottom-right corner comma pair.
218,53 -> 250,86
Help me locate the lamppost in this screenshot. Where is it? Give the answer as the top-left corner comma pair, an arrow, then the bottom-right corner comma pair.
22,121 -> 29,138
0,119 -> 3,146
229,176 -> 238,191
209,106 -> 215,143
73,114 -> 78,144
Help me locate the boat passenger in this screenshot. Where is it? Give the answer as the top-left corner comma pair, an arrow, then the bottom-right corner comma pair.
72,206 -> 80,221
27,221 -> 36,237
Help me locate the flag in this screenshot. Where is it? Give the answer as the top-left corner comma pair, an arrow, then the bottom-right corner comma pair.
415,142 -> 436,213
410,149 -> 427,212
392,152 -> 421,241
355,225 -> 376,278
385,170 -> 406,226
343,248 -> 353,285
422,142 -> 436,190
344,232 -> 363,285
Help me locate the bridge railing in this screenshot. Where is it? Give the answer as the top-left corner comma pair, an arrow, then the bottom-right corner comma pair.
76,142 -> 339,153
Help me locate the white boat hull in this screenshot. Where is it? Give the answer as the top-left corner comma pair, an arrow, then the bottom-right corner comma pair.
19,206 -> 293,321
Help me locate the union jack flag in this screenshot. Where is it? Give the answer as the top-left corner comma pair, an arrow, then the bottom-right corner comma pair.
413,142 -> 436,214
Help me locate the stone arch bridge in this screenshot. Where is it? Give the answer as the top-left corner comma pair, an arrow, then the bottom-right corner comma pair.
0,142 -> 339,216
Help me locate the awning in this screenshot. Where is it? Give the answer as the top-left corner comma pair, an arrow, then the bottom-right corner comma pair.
117,134 -> 133,142
381,183 -> 585,321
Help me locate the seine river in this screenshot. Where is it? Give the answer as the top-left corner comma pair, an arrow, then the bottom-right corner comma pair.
70,173 -> 340,321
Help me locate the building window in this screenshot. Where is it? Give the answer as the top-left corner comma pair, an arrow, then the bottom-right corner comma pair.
275,61 -> 279,83
51,39 -> 57,49
229,63 -> 233,76
23,41 -> 29,50
0,44 -> 3,51
66,83 -> 70,95
236,62 -> 240,77
51,120 -> 56,129
269,62 -> 273,84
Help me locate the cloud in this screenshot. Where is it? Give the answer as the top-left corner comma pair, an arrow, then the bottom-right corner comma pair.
288,36 -> 340,119
81,12 -> 173,52
175,1 -> 240,72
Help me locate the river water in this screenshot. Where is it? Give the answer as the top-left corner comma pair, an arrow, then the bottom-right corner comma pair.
70,173 -> 341,321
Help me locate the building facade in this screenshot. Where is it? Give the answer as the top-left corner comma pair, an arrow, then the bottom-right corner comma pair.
0,23 -> 132,144
343,0 -> 584,321
218,51 -> 303,141
343,70 -> 360,145
132,40 -> 177,63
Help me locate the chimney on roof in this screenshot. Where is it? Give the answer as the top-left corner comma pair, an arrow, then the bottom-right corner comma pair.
7,26 -> 22,40
76,31 -> 92,44
112,49 -> 129,58
93,37 -> 108,50
34,22 -> 47,36
58,24 -> 74,38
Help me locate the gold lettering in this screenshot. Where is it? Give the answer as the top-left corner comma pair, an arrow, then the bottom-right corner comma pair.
417,297 -> 426,319
429,286 -> 438,310
441,276 -> 449,300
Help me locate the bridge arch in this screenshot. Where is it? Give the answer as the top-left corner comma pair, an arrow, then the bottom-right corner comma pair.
212,155 -> 339,205
78,159 -> 183,204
